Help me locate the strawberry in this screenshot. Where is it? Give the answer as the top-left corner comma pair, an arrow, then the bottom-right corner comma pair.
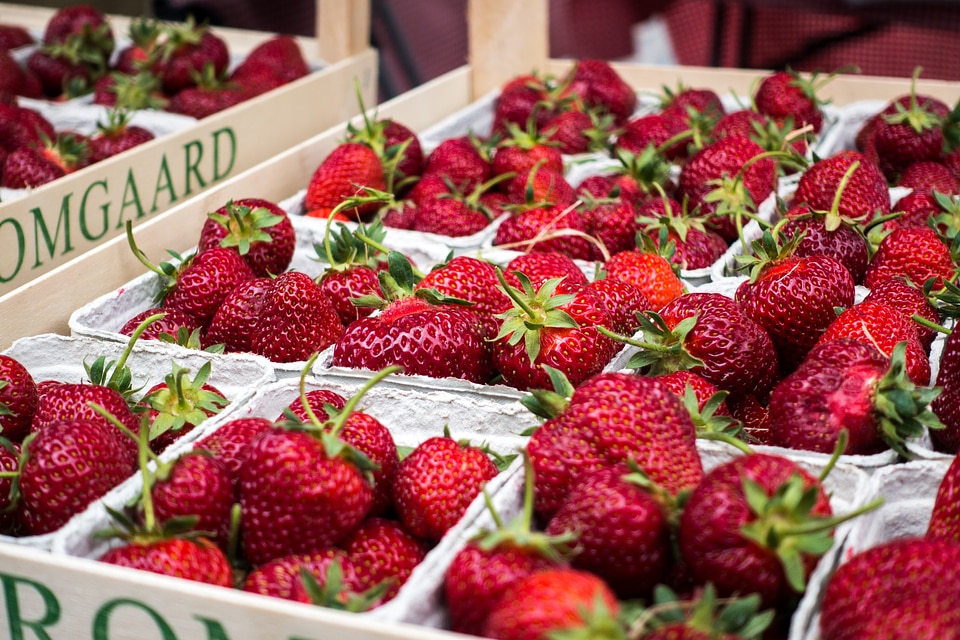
586,275 -> 652,336
753,69 -> 832,133
816,300 -> 931,385
18,418 -> 134,535
0,441 -> 20,534
562,58 -> 637,125
777,206 -> 870,285
87,108 -> 155,164
577,191 -> 641,257
604,244 -> 686,310
493,204 -> 593,261
636,195 -> 729,270
43,4 -> 111,45
239,371 -> 389,566
410,174 -> 504,237
615,112 -> 689,161
93,69 -> 168,110
304,142 -> 387,220
864,225 -> 956,292
392,433 -> 499,543
930,325 -> 960,454
793,150 -> 891,223
502,251 -> 589,291
204,277 -> 273,352
341,517 -> 427,602
927,454 -> 960,543
113,18 -> 162,76
100,536 -> 233,587
768,339 -> 941,456
492,272 -> 617,391
678,452 -> 848,616
155,18 -> 229,95
542,107 -> 613,155
897,160 -> 960,194
249,270 -> 345,364
735,232 -> 856,373
593,146 -> 676,204
166,63 -> 243,119
444,456 -> 568,635
331,253 -> 494,384
197,198 -> 295,277
862,276 -> 941,351
527,371 -> 703,518
140,361 -> 229,453
493,73 -> 558,135
504,163 -> 577,208
0,354 -> 38,443
2,133 -> 89,189
230,34 -> 309,86
421,134 -> 492,193
0,24 -> 33,50
0,104 -> 53,152
636,584 -> 774,639
545,464 -> 671,599
0,49 -> 41,99
148,451 -> 234,550
313,220 -> 385,326
242,549 -> 368,606
482,568 -> 622,640
819,537 -> 960,640
193,416 -> 275,480
414,255 -> 511,340
660,85 -> 725,128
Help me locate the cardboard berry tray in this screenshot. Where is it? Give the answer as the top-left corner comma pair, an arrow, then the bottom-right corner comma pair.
0,2 -> 378,295
0,332 -> 275,550
48,372 -> 532,630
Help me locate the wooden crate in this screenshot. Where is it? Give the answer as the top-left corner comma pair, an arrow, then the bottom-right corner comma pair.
0,2 -> 377,294
0,2 -> 957,638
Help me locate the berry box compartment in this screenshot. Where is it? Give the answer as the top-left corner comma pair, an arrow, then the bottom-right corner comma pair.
66,210 -> 452,380
0,332 -> 275,550
792,458 -> 951,640
51,373 -> 532,628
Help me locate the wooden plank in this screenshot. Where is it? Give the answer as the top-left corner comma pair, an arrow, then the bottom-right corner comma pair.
317,0 -> 372,62
0,67 -> 473,350
467,0 -> 549,99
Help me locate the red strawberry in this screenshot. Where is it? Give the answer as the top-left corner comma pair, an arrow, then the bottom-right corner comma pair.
527,371 -> 703,518
931,326 -> 960,454
410,174 -> 503,238
193,416 -> 275,481
414,255 -> 511,340
816,300 -> 931,385
197,198 -> 295,277
1,132 -> 88,189
502,251 -> 589,291
392,434 -> 499,543
562,58 -> 637,125
341,517 -> 427,602
615,111 -> 689,160
753,69 -> 831,133
492,120 -> 563,178
586,275 -> 652,336
204,277 -> 273,352
862,277 -> 941,351
155,19 -> 229,95
421,135 -> 492,193
778,206 -> 870,285
542,107 -> 612,155
482,568 -> 621,640
0,441 -> 20,534
604,246 -> 685,310
678,453 -> 836,611
493,73 -> 557,134
819,537 -> 960,640
43,4 -> 111,45
545,464 -> 671,599
794,150 -> 891,223
332,254 -> 494,384
661,85 -> 725,127
577,191 -> 641,257
304,142 -> 387,220
897,160 -> 960,194
242,549 -> 366,605
768,338 -> 940,456
0,354 -> 38,443
18,418 -> 134,535
87,108 -> 155,164
636,195 -> 729,270
100,537 -> 233,587
148,451 -> 234,550
0,49 -> 41,99
166,64 -> 243,119
0,24 -> 33,50
230,35 -> 309,86
249,270 -> 345,364
494,204 -> 593,261
636,585 -> 774,639
864,225 -> 956,292
492,272 -> 617,391
504,164 -> 577,208
927,454 -> 960,543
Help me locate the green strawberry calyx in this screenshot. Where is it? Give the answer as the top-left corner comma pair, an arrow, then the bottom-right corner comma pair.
143,361 -> 228,442
882,67 -> 943,135
492,268 -> 578,366
208,200 -> 285,257
598,310 -> 706,375
298,561 -> 392,613
627,583 -> 774,640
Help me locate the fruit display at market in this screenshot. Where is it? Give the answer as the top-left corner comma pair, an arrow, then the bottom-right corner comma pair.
7,14 -> 960,637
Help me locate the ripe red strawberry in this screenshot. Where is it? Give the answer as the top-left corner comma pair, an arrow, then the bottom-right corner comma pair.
816,300 -> 931,385
1,132 -> 88,189
504,164 -> 577,208
577,191 -> 640,257
100,536 -> 233,587
898,160 -> 960,194
0,23 -> 33,50
778,207 -> 870,285
819,537 -> 960,640
527,371 -> 703,518
637,195 -> 729,270
562,58 -> 637,125
494,204 -> 593,261
410,174 -> 502,237
661,85 -> 725,126
193,416 -> 275,481
768,338 -> 940,456
604,246 -> 685,310
444,458 -> 568,635
678,453 -> 837,611
231,35 -> 309,86
864,225 -> 956,292
615,111 -> 689,160
155,19 -> 229,95
341,517 -> 427,602
197,198 -> 295,277
204,277 -> 272,352
239,392 -> 378,565
927,454 -> 960,543
421,135 -> 492,192
482,568 -> 621,640
0,441 -> 20,534
87,108 -> 155,164
502,251 -> 588,292
0,354 -> 38,443
0,49 -> 41,99
493,73 -> 557,135
492,272 -> 617,391
0,104 -> 51,153
304,142 -> 387,220
392,434 -> 498,542
636,585 -> 774,639
735,233 -> 855,373
119,307 -> 200,345
545,464 -> 670,599
753,69 -> 831,133
414,255 -> 511,339
871,75 -> 950,181
148,451 -> 234,550
542,107 -> 612,155
492,120 -> 563,178
793,150 -> 891,223
586,275 -> 652,336
18,418 -> 134,535
166,64 -> 243,119
931,326 -> 960,454
332,254 -> 494,384
249,270 -> 345,363
140,362 -> 229,453
43,4 -> 111,44
862,277 -> 941,351
242,548 -> 366,604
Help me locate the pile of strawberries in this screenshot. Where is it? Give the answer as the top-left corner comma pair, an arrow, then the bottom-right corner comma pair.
0,3 -> 310,189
